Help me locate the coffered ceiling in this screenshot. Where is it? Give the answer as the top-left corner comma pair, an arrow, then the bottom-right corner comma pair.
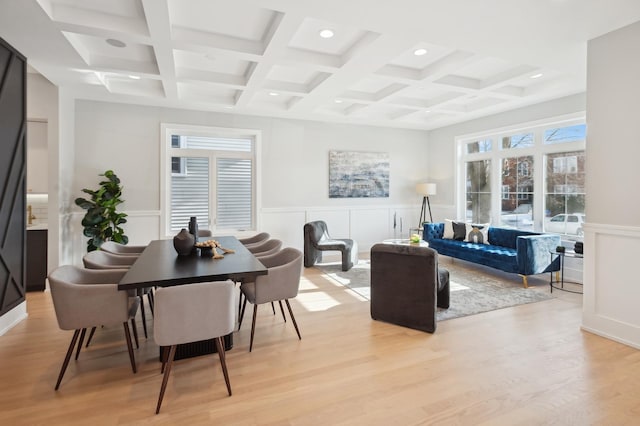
3,0 -> 640,130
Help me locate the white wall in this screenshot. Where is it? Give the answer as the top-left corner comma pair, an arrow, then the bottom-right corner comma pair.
68,100 -> 429,263
582,21 -> 640,349
26,73 -> 59,271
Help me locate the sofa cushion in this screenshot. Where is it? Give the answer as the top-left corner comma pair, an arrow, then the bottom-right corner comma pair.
452,221 -> 467,240
488,227 -> 538,249
427,238 -> 519,273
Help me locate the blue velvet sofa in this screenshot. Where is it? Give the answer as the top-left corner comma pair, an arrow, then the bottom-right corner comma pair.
423,223 -> 561,287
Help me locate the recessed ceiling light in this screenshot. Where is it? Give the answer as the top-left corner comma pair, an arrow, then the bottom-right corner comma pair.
425,109 -> 431,113
530,73 -> 543,79
413,48 -> 428,56
106,38 -> 126,48
319,29 -> 334,39
269,92 -> 279,96
128,75 -> 140,80
334,99 -> 343,104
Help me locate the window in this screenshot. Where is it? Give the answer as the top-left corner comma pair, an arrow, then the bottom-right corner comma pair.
161,125 -> 258,236
465,159 -> 491,223
459,116 -> 586,240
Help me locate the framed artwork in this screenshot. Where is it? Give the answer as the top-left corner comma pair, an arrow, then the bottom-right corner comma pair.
329,150 -> 389,198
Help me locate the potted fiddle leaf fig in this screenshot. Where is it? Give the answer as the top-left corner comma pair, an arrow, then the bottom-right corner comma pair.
75,169 -> 129,252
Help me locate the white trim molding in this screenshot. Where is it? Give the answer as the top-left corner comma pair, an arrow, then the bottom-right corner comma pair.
582,222 -> 640,349
0,302 -> 27,336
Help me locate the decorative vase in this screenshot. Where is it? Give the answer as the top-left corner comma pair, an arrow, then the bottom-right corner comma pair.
188,216 -> 199,240
173,228 -> 195,256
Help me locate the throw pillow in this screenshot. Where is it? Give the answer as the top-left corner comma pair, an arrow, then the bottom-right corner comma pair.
443,219 -> 455,239
452,221 -> 467,241
466,223 -> 490,244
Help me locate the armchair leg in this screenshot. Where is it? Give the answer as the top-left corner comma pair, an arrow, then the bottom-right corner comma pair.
249,305 -> 258,352
284,299 -> 302,340
156,345 -> 176,414
519,275 -> 529,288
75,328 -> 87,360
139,294 -> 148,339
85,326 -> 97,348
55,329 -> 80,390
130,318 -> 139,349
214,336 -> 232,396
278,300 -> 287,323
123,322 -> 137,374
238,297 -> 248,331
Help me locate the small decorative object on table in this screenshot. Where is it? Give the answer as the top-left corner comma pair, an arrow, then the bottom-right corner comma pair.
173,228 -> 195,256
188,216 -> 199,253
410,233 -> 421,244
195,239 -> 236,259
555,245 -> 565,253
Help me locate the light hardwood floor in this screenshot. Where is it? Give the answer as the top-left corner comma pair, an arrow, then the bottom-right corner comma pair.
1,261 -> 639,425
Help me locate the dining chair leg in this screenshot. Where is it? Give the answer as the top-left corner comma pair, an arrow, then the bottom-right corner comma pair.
85,326 -> 97,348
278,300 -> 287,323
249,305 -> 258,352
238,297 -> 248,331
160,346 -> 169,374
271,302 -> 276,315
147,288 -> 154,316
237,290 -> 244,322
55,329 -> 80,390
214,336 -> 232,396
139,294 -> 148,338
156,345 -> 176,414
130,318 -> 139,349
285,299 -> 302,340
123,322 -> 137,374
75,328 -> 87,360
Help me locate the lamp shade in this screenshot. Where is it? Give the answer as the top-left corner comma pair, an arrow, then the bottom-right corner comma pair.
416,183 -> 437,196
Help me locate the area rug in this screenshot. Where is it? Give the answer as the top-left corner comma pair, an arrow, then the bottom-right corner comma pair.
315,260 -> 554,321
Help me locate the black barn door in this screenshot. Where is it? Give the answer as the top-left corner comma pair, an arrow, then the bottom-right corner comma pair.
0,37 -> 26,316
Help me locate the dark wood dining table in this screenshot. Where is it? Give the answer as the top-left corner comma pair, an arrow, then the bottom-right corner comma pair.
118,236 -> 268,291
118,236 -> 268,358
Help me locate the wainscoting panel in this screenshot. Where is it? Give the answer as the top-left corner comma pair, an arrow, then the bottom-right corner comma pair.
351,208 -> 391,250
582,223 -> 640,349
306,209 -> 351,239
260,209 -> 307,252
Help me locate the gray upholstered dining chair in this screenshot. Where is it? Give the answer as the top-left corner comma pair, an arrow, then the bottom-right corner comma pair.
246,238 -> 282,257
83,250 -> 138,269
100,241 -> 146,256
153,280 -> 235,414
48,266 -> 139,390
83,250 -> 153,340
238,247 -> 303,352
238,232 -> 270,247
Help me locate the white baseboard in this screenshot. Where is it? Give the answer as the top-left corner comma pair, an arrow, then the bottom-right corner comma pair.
0,302 -> 28,336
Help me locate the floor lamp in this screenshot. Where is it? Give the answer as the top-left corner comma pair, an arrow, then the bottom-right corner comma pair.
416,183 -> 437,227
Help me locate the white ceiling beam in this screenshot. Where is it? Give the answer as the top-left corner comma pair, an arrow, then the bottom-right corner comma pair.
141,0 -> 177,99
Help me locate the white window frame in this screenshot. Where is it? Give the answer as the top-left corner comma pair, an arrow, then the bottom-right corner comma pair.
160,123 -> 262,239
456,112 -> 586,231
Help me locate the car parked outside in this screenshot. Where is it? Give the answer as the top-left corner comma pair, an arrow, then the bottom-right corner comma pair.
545,213 -> 585,236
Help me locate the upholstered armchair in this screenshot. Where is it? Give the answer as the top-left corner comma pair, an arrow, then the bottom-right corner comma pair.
303,220 -> 357,271
153,280 -> 235,414
238,232 -> 270,247
246,238 -> 282,257
238,248 -> 303,352
370,243 -> 450,333
48,266 -> 139,390
100,241 -> 146,256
